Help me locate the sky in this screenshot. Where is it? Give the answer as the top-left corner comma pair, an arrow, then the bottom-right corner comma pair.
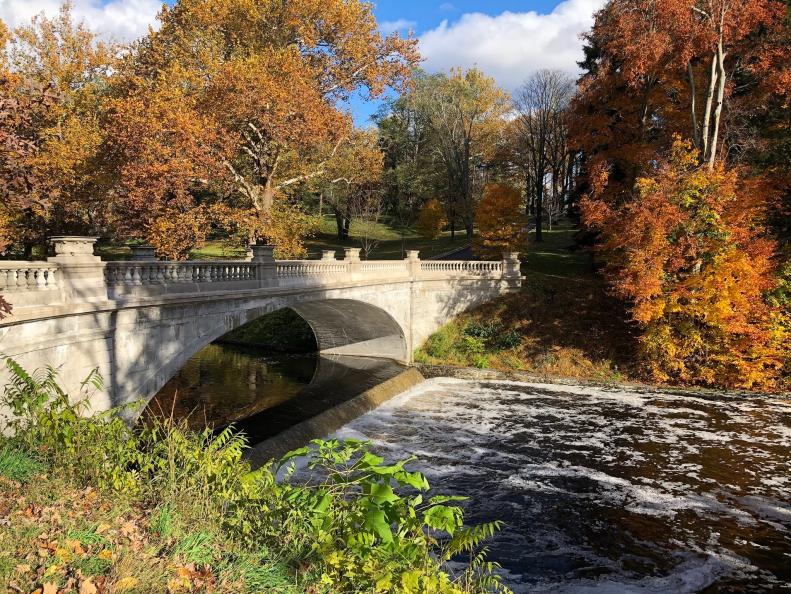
0,0 -> 606,124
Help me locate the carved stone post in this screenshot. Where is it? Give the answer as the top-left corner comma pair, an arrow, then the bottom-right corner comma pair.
502,252 -> 522,292
344,248 -> 361,281
250,245 -> 277,288
406,250 -> 421,279
48,237 -> 107,301
321,250 -> 337,261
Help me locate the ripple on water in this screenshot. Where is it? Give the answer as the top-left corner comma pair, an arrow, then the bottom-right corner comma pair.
330,378 -> 791,593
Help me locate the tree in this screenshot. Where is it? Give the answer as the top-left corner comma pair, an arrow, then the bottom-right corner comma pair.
473,184 -> 528,259
572,0 -> 790,389
514,70 -> 575,241
409,68 -> 510,240
416,199 -> 447,240
0,6 -> 118,256
349,188 -> 384,259
601,139 -> 784,388
375,86 -> 438,237
108,0 -> 418,255
317,130 -> 384,241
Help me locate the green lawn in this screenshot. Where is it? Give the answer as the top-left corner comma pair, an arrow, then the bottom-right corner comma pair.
521,219 -> 593,278
97,215 -> 474,261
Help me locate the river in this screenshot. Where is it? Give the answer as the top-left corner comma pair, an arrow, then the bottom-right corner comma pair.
148,344 -> 791,593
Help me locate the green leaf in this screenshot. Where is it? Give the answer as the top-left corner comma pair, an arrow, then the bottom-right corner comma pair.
423,505 -> 462,535
364,508 -> 393,543
368,483 -> 399,505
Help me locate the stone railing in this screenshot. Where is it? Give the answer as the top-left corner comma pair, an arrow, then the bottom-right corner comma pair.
105,262 -> 259,287
0,238 -> 521,314
420,260 -> 503,276
0,262 -> 59,291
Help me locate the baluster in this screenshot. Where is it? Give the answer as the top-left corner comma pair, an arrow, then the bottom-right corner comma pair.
129,266 -> 140,286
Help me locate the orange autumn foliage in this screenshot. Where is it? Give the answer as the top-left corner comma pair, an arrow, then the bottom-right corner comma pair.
416,199 -> 447,240
0,6 -> 119,255
587,138 -> 785,389
106,0 -> 417,255
474,184 -> 528,259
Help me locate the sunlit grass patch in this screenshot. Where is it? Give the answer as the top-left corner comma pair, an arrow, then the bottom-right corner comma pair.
0,446 -> 45,482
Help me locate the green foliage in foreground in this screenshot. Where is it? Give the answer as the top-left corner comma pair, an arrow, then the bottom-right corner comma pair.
0,357 -> 510,593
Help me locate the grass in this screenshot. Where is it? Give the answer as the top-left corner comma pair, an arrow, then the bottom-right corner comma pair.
0,446 -> 44,482
416,219 -> 638,382
95,214 -> 474,261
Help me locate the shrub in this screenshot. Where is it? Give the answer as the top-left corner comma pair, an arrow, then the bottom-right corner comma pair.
464,321 -> 503,341
495,330 -> 522,351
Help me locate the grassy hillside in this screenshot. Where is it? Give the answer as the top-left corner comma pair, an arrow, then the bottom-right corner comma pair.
416,219 -> 638,382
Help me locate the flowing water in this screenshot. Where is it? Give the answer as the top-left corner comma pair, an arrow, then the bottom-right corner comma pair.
149,346 -> 790,592
332,378 -> 791,593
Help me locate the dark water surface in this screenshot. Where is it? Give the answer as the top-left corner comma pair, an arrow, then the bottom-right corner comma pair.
147,343 -> 405,442
333,378 -> 791,593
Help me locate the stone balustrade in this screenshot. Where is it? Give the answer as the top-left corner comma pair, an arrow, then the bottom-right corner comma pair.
420,260 -> 503,276
0,237 -> 522,314
0,262 -> 59,291
105,261 -> 259,286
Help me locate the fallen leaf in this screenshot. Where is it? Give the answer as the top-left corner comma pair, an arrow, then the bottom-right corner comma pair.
96,524 -> 110,534
98,549 -> 113,560
42,583 -> 58,594
66,540 -> 85,555
16,563 -> 31,573
79,579 -> 98,594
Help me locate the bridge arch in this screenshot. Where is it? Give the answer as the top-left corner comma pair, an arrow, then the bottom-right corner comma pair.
126,295 -> 410,414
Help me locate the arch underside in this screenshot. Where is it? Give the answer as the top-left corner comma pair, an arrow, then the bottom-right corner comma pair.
288,299 -> 407,363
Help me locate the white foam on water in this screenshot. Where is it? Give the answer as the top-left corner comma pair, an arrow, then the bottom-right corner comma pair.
317,377 -> 791,590
523,552 -> 751,594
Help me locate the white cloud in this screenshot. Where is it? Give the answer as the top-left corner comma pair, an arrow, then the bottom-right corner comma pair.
379,18 -> 416,36
419,0 -> 606,91
0,0 -> 161,43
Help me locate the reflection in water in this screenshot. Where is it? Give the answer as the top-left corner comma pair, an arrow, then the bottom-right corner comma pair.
146,343 -> 405,442
148,343 -> 316,430
332,378 -> 791,593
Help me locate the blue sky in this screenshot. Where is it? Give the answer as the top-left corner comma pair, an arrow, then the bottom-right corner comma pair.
349,0 -> 578,125
2,0 -> 605,124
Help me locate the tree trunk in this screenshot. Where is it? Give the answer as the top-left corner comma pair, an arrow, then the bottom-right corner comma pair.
261,180 -> 275,213
708,41 -> 727,169
334,210 -> 345,240
534,176 -> 544,243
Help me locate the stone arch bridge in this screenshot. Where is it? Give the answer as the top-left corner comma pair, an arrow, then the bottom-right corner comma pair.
0,237 -> 521,414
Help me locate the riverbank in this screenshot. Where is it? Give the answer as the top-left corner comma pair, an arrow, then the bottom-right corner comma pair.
0,361 -> 507,594
415,221 -> 637,384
